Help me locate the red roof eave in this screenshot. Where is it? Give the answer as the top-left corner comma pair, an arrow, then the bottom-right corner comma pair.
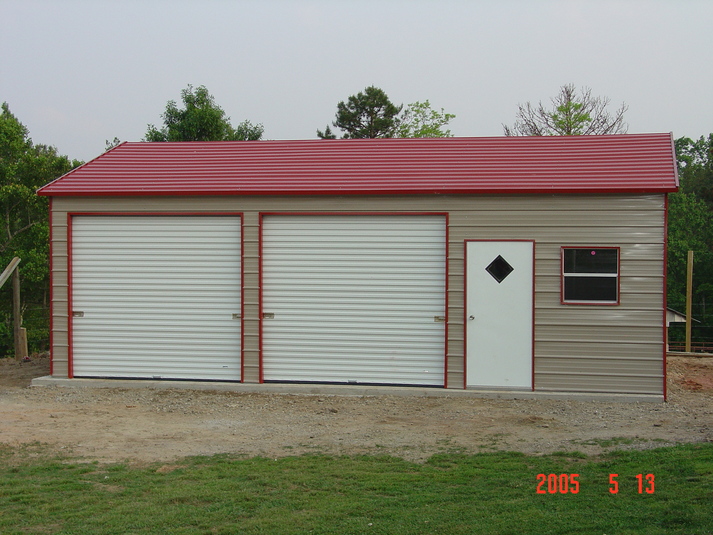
38,185 -> 679,197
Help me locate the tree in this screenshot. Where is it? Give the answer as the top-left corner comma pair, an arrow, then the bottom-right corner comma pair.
145,85 -> 264,142
318,86 -> 402,139
0,102 -> 81,355
675,134 -> 713,206
230,119 -> 265,142
503,84 -> 628,136
667,134 -> 713,346
667,192 -> 713,300
318,88 -> 456,140
105,137 -> 122,151
395,100 -> 455,138
316,125 -> 337,140
666,190 -> 713,344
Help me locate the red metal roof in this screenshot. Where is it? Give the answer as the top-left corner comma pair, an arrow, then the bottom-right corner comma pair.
37,134 -> 678,197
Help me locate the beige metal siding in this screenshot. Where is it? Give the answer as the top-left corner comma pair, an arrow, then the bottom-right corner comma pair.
49,194 -> 665,396
49,207 -> 70,377
450,195 -> 665,395
242,212 -> 261,383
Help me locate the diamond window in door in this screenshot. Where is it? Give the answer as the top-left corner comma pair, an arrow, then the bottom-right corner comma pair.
485,255 -> 514,283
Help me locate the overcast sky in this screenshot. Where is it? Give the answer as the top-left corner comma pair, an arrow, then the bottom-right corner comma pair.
1,0 -> 711,162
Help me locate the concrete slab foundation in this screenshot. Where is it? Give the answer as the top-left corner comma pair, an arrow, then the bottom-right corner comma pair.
30,376 -> 664,403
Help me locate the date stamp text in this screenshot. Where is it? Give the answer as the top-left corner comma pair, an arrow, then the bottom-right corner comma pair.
536,473 -> 655,494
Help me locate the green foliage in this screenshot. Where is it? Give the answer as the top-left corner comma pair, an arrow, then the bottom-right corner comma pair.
145,85 -> 264,142
395,100 -> 455,138
319,88 -> 455,140
230,119 -> 264,141
675,134 -> 713,206
667,192 -> 713,300
668,135 -> 713,344
0,102 -> 80,355
104,137 -> 121,152
318,86 -> 403,139
0,444 -> 711,534
503,84 -> 628,136
550,100 -> 591,135
315,125 -> 337,140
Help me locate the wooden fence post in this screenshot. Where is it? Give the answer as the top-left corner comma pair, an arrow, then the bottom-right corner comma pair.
19,328 -> 28,360
685,250 -> 694,353
12,266 -> 28,360
1,258 -> 28,360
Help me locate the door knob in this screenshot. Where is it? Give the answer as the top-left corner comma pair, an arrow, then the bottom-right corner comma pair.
468,315 -> 475,321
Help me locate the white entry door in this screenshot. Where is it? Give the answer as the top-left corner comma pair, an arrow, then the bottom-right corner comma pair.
466,241 -> 533,389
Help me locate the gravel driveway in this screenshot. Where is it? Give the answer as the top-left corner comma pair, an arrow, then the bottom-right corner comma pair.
0,355 -> 711,463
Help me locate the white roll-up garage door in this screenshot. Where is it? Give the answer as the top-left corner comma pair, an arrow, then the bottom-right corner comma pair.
262,215 -> 446,386
71,215 -> 242,380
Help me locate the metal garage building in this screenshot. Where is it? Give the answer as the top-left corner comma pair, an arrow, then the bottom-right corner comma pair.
38,134 -> 678,398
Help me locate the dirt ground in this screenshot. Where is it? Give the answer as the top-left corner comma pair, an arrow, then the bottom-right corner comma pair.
0,355 -> 711,463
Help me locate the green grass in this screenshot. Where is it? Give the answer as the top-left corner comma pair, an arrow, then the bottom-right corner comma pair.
572,436 -> 671,448
0,443 -> 711,534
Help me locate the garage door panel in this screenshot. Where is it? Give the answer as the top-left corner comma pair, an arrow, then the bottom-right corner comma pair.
73,323 -> 240,336
263,360 -> 442,383
262,215 -> 446,386
264,331 -> 444,347
264,345 -> 444,358
72,215 -> 242,381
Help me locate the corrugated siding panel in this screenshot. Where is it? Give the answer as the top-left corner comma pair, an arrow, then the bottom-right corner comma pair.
537,374 -> 663,394
50,207 -> 70,377
38,135 -> 678,196
241,211 -> 261,383
262,215 -> 446,385
537,357 -> 661,374
71,216 -> 241,380
537,341 -> 662,359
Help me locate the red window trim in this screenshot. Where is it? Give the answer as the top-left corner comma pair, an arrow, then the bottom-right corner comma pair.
560,246 -> 621,306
